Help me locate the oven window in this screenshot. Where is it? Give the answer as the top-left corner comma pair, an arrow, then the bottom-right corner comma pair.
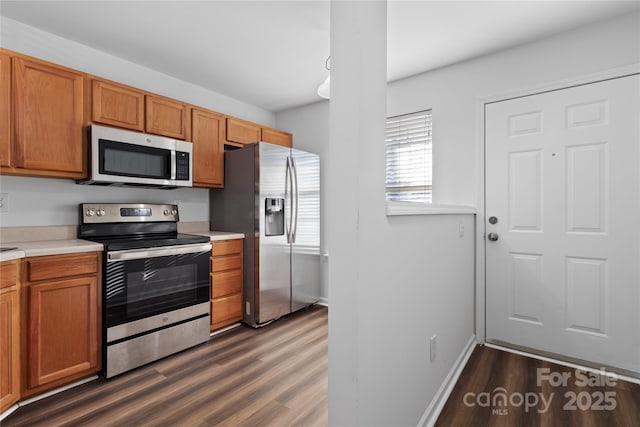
105,251 -> 210,327
126,264 -> 197,318
100,139 -> 171,179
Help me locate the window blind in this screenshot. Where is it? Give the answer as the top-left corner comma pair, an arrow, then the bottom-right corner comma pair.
385,110 -> 432,203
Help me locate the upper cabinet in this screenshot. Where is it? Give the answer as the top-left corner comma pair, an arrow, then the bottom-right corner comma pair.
0,53 -> 11,168
226,117 -> 261,146
191,107 -> 224,188
3,54 -> 87,179
261,127 -> 292,148
146,95 -> 189,140
226,117 -> 292,148
92,79 -> 144,131
1,49 -> 295,186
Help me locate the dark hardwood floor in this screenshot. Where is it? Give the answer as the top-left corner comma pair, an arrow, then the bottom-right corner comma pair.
7,308 -> 639,427
436,345 -> 640,427
4,305 -> 328,427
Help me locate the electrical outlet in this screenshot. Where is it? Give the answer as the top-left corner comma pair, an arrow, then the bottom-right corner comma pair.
0,193 -> 8,213
430,335 -> 437,362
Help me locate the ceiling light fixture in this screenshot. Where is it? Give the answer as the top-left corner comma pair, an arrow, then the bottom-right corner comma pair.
317,56 -> 330,99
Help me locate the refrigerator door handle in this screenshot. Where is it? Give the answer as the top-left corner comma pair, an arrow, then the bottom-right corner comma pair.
285,156 -> 293,244
291,156 -> 299,243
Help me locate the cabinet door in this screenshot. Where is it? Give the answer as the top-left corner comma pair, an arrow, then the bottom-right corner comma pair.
0,52 -> 11,167
192,108 -> 224,187
13,57 -> 85,176
27,276 -> 98,389
261,127 -> 292,148
226,117 -> 261,145
146,95 -> 187,139
92,79 -> 144,131
0,289 -> 20,413
211,294 -> 242,330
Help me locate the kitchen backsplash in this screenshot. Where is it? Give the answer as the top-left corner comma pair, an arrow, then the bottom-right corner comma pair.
0,175 -> 209,228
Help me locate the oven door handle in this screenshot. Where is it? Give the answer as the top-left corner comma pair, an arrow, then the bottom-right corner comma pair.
107,243 -> 212,262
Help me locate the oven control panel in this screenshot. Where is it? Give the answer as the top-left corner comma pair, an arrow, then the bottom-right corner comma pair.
81,203 -> 179,223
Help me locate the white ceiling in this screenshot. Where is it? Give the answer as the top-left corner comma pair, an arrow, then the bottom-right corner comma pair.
1,1 -> 638,112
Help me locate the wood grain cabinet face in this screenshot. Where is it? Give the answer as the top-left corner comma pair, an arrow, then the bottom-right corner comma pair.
226,117 -> 261,145
210,239 -> 243,331
0,260 -> 20,413
22,252 -> 101,398
92,79 -> 144,131
0,52 -> 11,168
145,95 -> 187,139
192,108 -> 224,188
13,57 -> 85,177
261,127 -> 292,148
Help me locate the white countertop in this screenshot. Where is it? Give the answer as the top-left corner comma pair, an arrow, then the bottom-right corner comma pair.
0,231 -> 243,263
192,231 -> 246,241
0,239 -> 103,261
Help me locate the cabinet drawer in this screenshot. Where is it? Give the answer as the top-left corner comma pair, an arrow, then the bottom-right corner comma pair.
0,260 -> 18,289
212,239 -> 243,257
211,270 -> 242,298
211,293 -> 242,325
212,254 -> 242,273
27,253 -> 98,282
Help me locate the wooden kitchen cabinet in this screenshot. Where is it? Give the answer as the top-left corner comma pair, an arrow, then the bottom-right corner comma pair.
10,55 -> 86,178
192,107 -> 225,188
21,252 -> 101,398
92,79 -> 145,131
146,95 -> 188,140
226,117 -> 261,146
0,260 -> 20,413
261,126 -> 292,148
226,117 -> 292,148
210,239 -> 243,331
0,52 -> 11,168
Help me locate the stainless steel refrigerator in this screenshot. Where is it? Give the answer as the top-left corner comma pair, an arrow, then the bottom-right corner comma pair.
210,142 -> 321,327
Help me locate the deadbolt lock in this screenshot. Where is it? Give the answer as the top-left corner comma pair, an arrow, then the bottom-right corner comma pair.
489,216 -> 498,224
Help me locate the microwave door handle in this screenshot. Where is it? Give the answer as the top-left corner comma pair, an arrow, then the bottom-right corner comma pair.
170,150 -> 177,180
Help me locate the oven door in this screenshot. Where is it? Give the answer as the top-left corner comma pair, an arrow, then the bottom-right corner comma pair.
104,243 -> 211,328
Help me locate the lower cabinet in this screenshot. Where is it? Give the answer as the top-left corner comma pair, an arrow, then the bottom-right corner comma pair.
21,252 -> 101,398
210,239 -> 243,331
0,260 -> 20,413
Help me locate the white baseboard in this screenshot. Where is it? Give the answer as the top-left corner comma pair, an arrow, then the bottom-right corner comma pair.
484,343 -> 640,386
0,404 -> 19,422
316,297 -> 328,307
418,335 -> 477,427
18,375 -> 98,407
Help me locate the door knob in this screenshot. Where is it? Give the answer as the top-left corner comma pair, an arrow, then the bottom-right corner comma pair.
487,232 -> 499,241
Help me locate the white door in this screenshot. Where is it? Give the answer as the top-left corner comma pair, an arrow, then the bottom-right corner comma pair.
485,75 -> 640,373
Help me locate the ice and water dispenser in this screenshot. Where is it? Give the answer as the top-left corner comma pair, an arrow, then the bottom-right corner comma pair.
265,198 -> 284,236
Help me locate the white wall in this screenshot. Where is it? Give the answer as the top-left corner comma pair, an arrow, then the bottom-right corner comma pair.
387,11 -> 640,207
0,175 -> 208,226
275,10 -> 640,426
0,17 -> 276,227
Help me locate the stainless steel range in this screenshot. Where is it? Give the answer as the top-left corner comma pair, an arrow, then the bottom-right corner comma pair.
78,203 -> 211,378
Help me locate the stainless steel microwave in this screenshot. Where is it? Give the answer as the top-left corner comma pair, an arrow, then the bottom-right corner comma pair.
78,124 -> 193,188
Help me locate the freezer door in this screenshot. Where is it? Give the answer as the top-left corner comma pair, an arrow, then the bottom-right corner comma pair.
290,148 -> 321,312
258,142 -> 292,323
